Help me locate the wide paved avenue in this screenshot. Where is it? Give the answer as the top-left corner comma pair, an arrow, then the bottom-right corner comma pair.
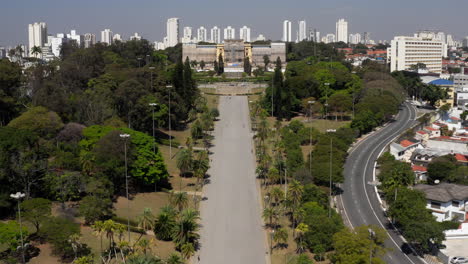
198,96 -> 266,264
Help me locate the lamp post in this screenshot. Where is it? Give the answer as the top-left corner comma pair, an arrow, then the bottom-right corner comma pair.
10,192 -> 26,264
149,103 -> 158,191
324,83 -> 330,119
169,87 -> 172,159
270,229 -> 275,255
308,101 -> 315,175
326,129 -> 336,218
120,133 -> 131,242
351,71 -> 356,119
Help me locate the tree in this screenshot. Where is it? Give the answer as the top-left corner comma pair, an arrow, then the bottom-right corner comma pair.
176,149 -> 193,176
154,206 -> 177,241
262,207 -> 280,227
31,46 -> 42,58
270,186 -> 285,206
39,217 -> 80,258
427,155 -> 457,183
137,208 -> 155,231
378,160 -> 415,194
217,54 -> 224,75
244,57 -> 252,75
294,223 -> 309,253
79,195 -> 113,224
172,209 -> 200,249
170,192 -> 189,212
8,106 -> 64,138
332,225 -> 387,264
190,119 -> 203,140
213,60 -> 219,74
166,253 -> 184,264
461,110 -> 468,121
273,227 -> 289,248
127,254 -> 163,264
199,60 -> 206,70
181,243 -> 195,260
21,198 -> 51,233
0,58 -> 23,126
263,55 -> 270,71
0,220 -> 29,251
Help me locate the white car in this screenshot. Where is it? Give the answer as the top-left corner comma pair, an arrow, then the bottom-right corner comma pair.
451,256 -> 468,263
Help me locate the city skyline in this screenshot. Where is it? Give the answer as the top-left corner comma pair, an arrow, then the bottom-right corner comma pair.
1,0 -> 467,47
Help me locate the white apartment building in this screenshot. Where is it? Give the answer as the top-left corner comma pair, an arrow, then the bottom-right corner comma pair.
83,33 -> 96,48
130,33 -> 141,41
256,34 -> 266,42
336,19 -> 348,43
182,27 -> 193,43
282,20 -> 292,42
101,29 -> 113,45
298,20 -> 307,42
388,36 -> 444,73
67,30 -> 83,46
240,26 -> 251,42
224,26 -> 235,41
349,33 -> 361,44
211,26 -> 221,44
113,34 -> 122,42
197,27 -> 207,42
51,33 -> 68,57
28,22 -> 47,58
154,41 -> 165,50
322,33 -> 336,44
166,18 -> 179,47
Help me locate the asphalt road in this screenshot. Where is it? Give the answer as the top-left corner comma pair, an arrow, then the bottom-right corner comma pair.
198,96 -> 266,264
341,102 -> 426,264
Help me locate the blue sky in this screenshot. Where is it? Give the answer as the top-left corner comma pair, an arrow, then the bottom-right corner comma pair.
1,0 -> 467,46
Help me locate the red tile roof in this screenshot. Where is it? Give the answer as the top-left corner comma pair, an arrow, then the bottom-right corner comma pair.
455,154 -> 468,162
400,140 -> 415,147
412,165 -> 427,172
451,116 -> 461,121
417,130 -> 428,135
425,126 -> 438,131
433,136 -> 468,142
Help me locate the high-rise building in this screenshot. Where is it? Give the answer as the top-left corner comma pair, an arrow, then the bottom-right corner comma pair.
349,33 -> 361,44
84,33 -> 96,48
51,33 -> 68,57
240,26 -> 251,42
298,20 -> 307,42
435,32 -> 446,44
67,30 -> 83,46
388,35 -> 444,73
28,22 -> 47,57
463,37 -> 468,48
447,34 -> 455,47
197,26 -> 207,42
183,27 -> 192,39
224,26 -> 235,41
325,34 -> 336,44
130,33 -> 142,41
282,20 -> 292,42
211,26 -> 221,43
166,18 -> 180,47
256,34 -> 266,41
101,29 -> 113,45
336,19 -> 348,43
363,32 -> 370,44
113,34 -> 122,42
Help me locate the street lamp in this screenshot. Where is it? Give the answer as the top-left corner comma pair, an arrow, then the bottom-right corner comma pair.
119,133 -> 131,242
270,229 -> 275,255
168,87 -> 172,159
10,192 -> 26,264
326,129 -> 336,218
308,101 -> 315,175
324,83 -> 330,119
351,71 -> 356,119
368,228 -> 376,264
149,103 -> 158,191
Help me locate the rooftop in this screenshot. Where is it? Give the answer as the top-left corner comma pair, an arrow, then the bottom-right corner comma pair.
429,79 -> 454,86
424,126 -> 438,132
414,183 -> 468,202
412,165 -> 427,172
417,130 -> 428,135
400,139 -> 416,147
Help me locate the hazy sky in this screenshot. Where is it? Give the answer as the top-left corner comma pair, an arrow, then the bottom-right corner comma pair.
2,0 -> 467,46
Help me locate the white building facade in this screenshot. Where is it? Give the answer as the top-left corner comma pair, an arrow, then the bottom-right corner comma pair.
298,20 -> 307,42
101,29 -> 113,45
197,27 -> 207,42
67,30 -> 83,46
166,18 -> 180,47
336,19 -> 348,43
84,33 -> 96,48
28,22 -> 47,57
224,26 -> 235,41
240,26 -> 251,42
349,33 -> 361,44
282,20 -> 292,42
388,36 -> 444,73
211,26 -> 221,44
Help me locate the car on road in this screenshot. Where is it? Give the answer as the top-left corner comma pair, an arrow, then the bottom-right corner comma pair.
451,256 -> 468,263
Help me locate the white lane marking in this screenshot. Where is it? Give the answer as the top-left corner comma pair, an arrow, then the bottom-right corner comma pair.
361,103 -> 423,264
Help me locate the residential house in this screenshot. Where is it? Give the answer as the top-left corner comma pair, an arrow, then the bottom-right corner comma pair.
415,130 -> 429,142
423,126 -> 441,138
390,140 -> 423,162
412,165 -> 428,182
427,136 -> 468,153
414,183 -> 468,222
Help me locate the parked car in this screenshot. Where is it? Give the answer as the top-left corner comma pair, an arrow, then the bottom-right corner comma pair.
451,256 -> 468,263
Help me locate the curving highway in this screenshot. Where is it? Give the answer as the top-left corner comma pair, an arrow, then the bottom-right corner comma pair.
340,102 -> 426,264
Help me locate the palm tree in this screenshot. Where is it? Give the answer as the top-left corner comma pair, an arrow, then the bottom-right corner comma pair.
295,223 -> 309,253
176,148 -> 193,177
68,233 -> 82,261
170,192 -> 189,212
180,243 -> 195,260
172,209 -> 200,249
31,45 -> 42,58
267,167 -> 280,186
154,210 -> 176,241
165,253 -> 184,264
269,187 -> 284,206
288,180 -> 304,206
262,207 -> 279,228
91,220 -> 105,256
273,228 -> 289,249
138,208 -> 155,232
127,254 -> 163,264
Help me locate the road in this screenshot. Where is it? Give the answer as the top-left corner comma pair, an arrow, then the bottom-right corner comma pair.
198,96 -> 266,264
340,102 -> 426,264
